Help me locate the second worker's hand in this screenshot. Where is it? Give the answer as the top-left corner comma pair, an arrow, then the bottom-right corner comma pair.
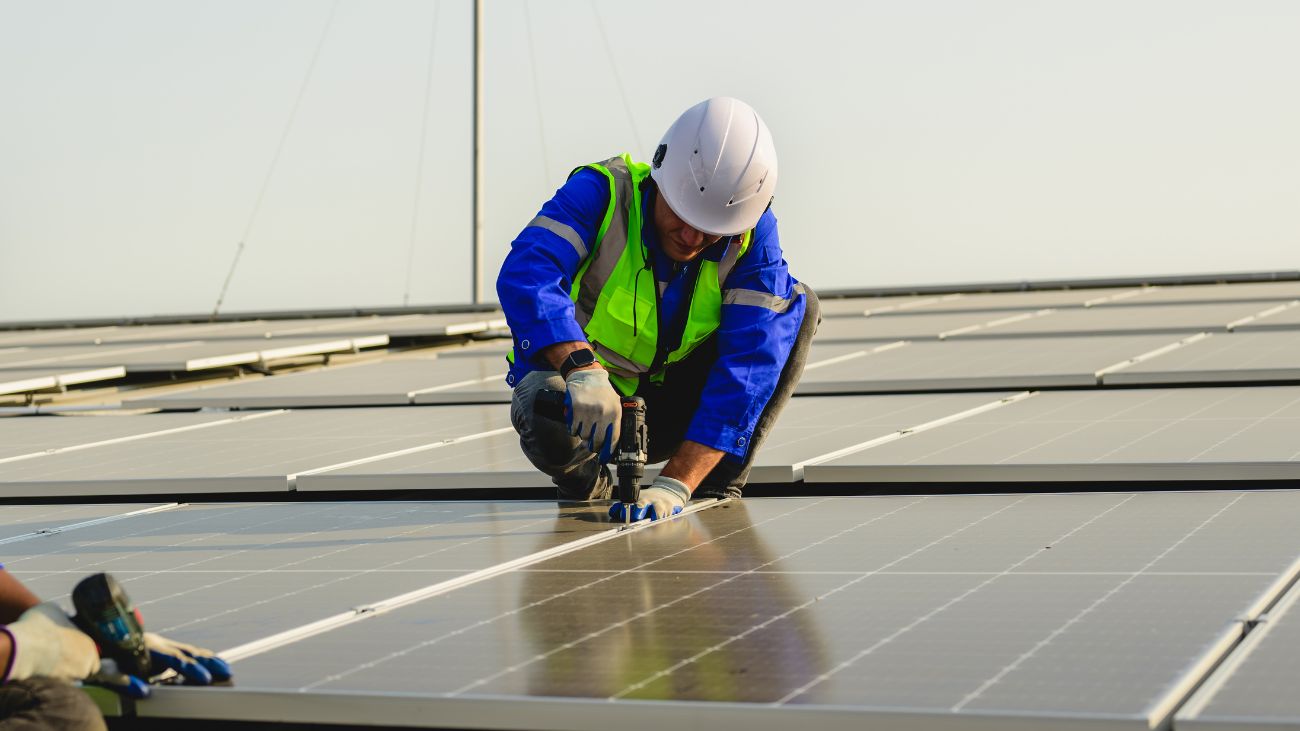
609,476 -> 691,522
564,367 -> 622,463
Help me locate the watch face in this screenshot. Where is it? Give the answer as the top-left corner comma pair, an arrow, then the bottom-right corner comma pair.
562,349 -> 596,376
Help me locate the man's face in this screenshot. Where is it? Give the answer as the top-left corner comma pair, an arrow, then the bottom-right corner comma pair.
652,192 -> 724,263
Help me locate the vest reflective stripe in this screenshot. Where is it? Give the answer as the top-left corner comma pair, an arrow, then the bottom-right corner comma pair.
716,238 -> 746,287
526,215 -> 587,259
572,157 -> 635,330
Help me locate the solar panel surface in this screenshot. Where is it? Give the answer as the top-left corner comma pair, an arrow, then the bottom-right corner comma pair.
2,501 -> 614,651
165,491 -> 1300,731
0,406 -> 509,496
1104,331 -> 1300,385
295,393 -> 1017,490
806,386 -> 1300,482
799,334 -> 1186,392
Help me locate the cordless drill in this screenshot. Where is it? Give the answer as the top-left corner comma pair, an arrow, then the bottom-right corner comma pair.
71,572 -> 151,678
535,390 -> 648,520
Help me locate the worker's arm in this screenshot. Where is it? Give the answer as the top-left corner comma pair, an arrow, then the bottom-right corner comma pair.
661,441 -> 725,487
496,169 -> 608,372
0,567 -> 41,677
685,208 -> 804,460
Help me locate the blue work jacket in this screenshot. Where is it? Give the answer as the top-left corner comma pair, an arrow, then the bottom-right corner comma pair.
496,167 -> 805,460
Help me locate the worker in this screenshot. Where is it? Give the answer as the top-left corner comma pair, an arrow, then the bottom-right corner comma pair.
1,566 -> 230,730
498,97 -> 819,521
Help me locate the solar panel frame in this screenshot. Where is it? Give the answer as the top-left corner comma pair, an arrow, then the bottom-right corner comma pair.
1176,574 -> 1300,731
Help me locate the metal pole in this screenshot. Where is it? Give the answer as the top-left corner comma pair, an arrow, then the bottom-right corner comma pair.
471,0 -> 484,303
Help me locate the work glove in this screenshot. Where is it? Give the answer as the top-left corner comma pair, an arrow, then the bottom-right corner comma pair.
88,633 -> 232,699
609,476 -> 691,522
1,602 -> 100,683
142,633 -> 231,685
564,367 -> 621,463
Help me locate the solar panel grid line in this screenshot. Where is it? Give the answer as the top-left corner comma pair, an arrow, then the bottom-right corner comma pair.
294,497 -> 828,693
1094,332 -> 1214,379
0,503 -> 182,546
0,410 -> 287,467
285,425 -> 516,484
791,391 -> 1037,478
218,499 -> 724,663
1226,300 -> 1300,331
950,494 -> 1244,719
0,340 -> 204,369
937,309 -> 1058,339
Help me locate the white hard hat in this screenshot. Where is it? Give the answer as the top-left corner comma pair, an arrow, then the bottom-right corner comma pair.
650,97 -> 778,237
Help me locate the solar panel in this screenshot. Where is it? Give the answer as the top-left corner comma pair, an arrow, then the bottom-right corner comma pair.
0,412 -> 253,461
799,334 -> 1187,393
2,501 -> 614,652
813,310 -> 1033,342
959,302 -> 1288,339
0,406 -> 509,496
124,355 -> 507,409
1104,331 -> 1300,386
1232,300 -> 1300,332
0,503 -> 172,543
805,386 -> 1300,483
155,491 -> 1299,731
818,289 -> 1154,319
1177,576 -> 1300,731
295,393 -> 1015,490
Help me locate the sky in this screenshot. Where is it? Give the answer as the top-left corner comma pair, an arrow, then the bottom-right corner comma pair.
1,0 -> 1297,322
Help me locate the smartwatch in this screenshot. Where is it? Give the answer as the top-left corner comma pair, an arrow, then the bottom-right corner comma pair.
559,348 -> 597,378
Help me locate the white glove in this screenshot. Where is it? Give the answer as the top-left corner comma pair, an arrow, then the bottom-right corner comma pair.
564,367 -> 622,462
610,476 -> 692,522
1,602 -> 99,682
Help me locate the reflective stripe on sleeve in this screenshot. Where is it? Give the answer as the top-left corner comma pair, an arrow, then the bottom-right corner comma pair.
527,215 -> 588,259
722,287 -> 798,313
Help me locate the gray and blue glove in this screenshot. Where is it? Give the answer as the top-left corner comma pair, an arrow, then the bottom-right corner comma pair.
564,368 -> 622,463
609,476 -> 691,522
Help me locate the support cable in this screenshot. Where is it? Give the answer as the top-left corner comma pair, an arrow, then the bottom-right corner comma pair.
211,0 -> 340,320
589,0 -> 644,155
403,0 -> 442,306
521,0 -> 552,187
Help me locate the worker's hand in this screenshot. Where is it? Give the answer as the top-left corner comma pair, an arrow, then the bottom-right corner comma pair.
88,633 -> 231,700
142,632 -> 232,685
564,367 -> 622,463
1,602 -> 100,683
609,476 -> 691,522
